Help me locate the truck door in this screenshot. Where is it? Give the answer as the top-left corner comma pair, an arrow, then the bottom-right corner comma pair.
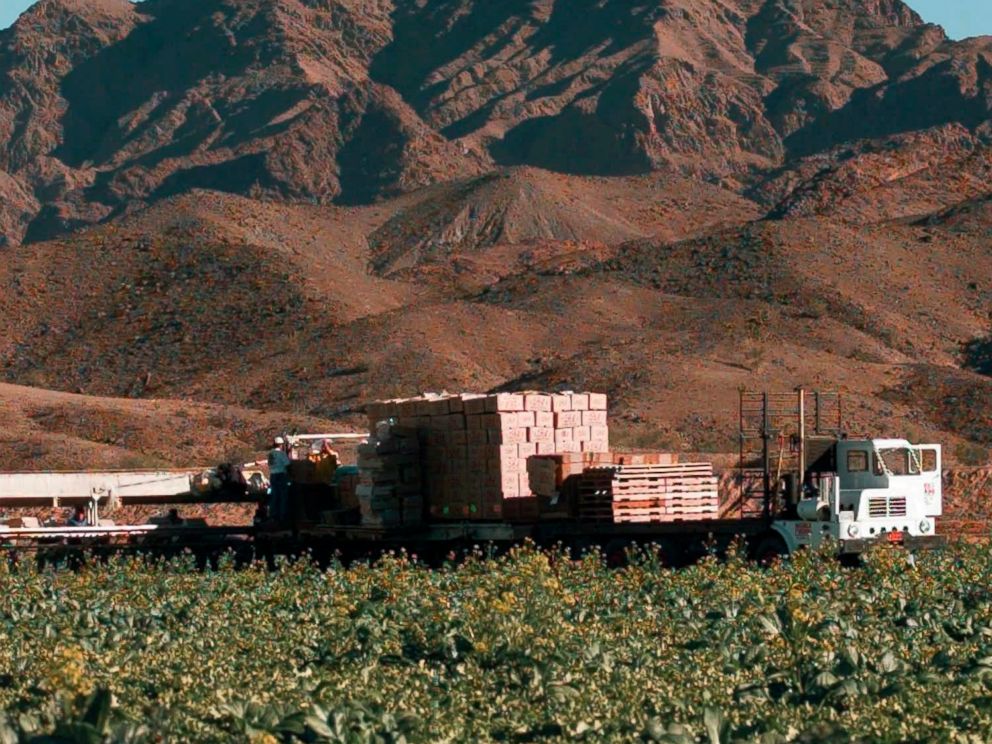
836,443 -> 876,512
917,446 -> 942,517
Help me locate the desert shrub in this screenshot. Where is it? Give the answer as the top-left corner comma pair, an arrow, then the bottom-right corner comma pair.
955,441 -> 990,467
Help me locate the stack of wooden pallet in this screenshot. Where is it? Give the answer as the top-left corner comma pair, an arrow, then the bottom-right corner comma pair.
577,462 -> 719,523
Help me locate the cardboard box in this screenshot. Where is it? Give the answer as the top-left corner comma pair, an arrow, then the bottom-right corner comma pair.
501,428 -> 528,445
529,427 -> 554,444
516,411 -> 537,428
555,411 -> 582,428
524,393 -> 552,412
535,411 -> 554,428
464,397 -> 488,415
582,410 -> 607,426
517,442 -> 537,459
486,393 -> 525,412
466,428 -> 488,445
588,393 -> 608,410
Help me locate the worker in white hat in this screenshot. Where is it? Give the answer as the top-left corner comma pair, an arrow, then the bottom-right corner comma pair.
267,436 -> 291,524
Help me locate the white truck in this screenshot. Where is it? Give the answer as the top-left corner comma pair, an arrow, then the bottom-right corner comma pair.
771,438 -> 942,556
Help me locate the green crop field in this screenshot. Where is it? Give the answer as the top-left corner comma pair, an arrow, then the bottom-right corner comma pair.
1,543 -> 992,743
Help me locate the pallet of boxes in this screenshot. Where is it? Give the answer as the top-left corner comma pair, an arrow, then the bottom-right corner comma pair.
364,391 -> 609,523
355,421 -> 423,528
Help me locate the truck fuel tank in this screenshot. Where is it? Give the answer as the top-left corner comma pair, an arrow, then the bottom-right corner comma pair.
797,497 -> 830,522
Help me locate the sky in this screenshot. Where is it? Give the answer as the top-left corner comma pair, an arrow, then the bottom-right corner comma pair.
0,0 -> 989,39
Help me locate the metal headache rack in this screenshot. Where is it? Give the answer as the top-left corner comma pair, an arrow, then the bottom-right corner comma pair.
737,389 -> 843,518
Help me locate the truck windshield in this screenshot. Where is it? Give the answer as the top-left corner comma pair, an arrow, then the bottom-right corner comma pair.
873,448 -> 921,476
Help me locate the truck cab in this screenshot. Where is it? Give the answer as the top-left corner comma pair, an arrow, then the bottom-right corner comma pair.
774,438 -> 943,554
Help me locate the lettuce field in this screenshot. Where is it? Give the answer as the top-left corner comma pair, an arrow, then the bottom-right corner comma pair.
2,543 -> 992,742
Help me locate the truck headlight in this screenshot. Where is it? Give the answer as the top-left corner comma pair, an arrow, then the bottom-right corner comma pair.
847,524 -> 860,538
919,520 -> 931,534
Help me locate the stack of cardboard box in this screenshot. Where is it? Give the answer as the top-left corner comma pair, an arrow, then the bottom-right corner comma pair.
365,391 -> 609,521
355,422 -> 423,527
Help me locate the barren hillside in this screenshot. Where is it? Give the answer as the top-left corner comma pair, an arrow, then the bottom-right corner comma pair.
0,0 -> 991,472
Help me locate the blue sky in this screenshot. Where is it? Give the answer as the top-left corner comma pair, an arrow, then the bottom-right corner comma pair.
0,0 -> 989,39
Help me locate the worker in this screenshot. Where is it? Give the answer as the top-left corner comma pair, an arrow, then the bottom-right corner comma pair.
267,436 -> 291,523
67,506 -> 87,527
314,440 -> 339,484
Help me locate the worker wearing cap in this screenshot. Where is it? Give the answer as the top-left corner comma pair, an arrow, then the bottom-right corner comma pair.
267,436 -> 291,523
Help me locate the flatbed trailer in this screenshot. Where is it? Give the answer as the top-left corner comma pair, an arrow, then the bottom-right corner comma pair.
247,515 -> 783,567
0,390 -> 949,566
2,507 -> 943,568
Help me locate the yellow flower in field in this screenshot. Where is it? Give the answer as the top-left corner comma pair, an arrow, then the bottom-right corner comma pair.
492,592 -> 518,613
50,646 -> 93,695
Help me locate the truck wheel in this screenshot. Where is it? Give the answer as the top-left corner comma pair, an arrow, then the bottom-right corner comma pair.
603,539 -> 634,568
753,534 -> 789,566
645,539 -> 674,569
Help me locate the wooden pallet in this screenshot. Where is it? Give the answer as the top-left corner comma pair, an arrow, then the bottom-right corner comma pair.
575,463 -> 720,523
600,497 -> 720,509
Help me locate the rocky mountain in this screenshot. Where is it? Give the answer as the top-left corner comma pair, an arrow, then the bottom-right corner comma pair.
1,0 -> 991,245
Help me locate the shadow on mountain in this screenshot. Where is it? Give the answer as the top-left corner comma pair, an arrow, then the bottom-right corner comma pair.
54,0 -> 271,168
153,153 -> 272,199
785,56 -> 992,158
370,0 -> 534,112
336,106 -> 408,206
372,0 -> 659,120
490,61 -> 652,176
964,336 -> 992,377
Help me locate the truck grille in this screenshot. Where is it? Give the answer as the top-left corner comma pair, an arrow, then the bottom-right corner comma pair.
868,496 -> 907,518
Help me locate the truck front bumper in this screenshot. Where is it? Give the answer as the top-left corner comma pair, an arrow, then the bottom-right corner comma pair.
839,534 -> 946,555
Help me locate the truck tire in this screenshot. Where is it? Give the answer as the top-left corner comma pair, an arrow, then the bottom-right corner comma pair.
753,534 -> 789,566
603,539 -> 634,568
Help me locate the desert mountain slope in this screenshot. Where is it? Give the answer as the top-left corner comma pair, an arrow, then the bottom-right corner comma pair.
0,381 -> 340,471
2,0 -> 992,469
4,184 -> 992,463
1,0 -> 991,244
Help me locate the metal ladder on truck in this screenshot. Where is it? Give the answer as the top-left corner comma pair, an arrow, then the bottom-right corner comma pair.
736,389 -> 843,520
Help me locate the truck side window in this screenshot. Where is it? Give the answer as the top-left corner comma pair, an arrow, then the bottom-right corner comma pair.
920,449 -> 938,473
847,450 -> 868,472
